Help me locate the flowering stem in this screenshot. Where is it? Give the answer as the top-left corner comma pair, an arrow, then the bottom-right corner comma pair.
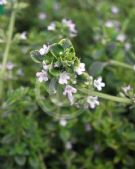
108,60 -> 133,71
82,89 -> 131,104
91,91 -> 131,104
0,6 -> 16,100
80,88 -> 131,104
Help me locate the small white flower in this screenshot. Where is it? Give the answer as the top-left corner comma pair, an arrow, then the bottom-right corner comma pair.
43,61 -> 49,70
65,142 -> 72,150
94,144 -> 101,152
75,62 -> 85,75
63,85 -> 77,105
59,118 -> 67,127
116,34 -> 126,42
122,85 -> 131,94
72,80 -> 77,84
39,44 -> 50,56
6,61 -> 14,70
47,22 -> 56,31
54,61 -> 60,68
38,12 -> 47,20
62,19 -> 77,37
20,31 -> 27,40
85,124 -> 92,132
105,20 -> 114,28
87,96 -> 99,109
105,20 -> 120,30
0,0 -> 7,5
94,77 -> 105,91
16,69 -> 24,76
125,42 -> 131,51
59,72 -> 70,84
111,6 -> 119,14
36,70 -> 48,82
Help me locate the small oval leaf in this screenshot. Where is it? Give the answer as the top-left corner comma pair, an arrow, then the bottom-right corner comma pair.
89,61 -> 107,76
15,156 -> 26,166
30,50 -> 43,63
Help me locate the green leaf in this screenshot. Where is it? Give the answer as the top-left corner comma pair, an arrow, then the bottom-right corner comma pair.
49,68 -> 59,77
50,43 -> 64,58
89,61 -> 107,76
0,28 -> 6,43
60,129 -> 71,142
59,39 -> 73,50
29,157 -> 40,168
15,156 -> 26,166
1,134 -> 14,144
30,50 -> 43,63
48,78 -> 57,95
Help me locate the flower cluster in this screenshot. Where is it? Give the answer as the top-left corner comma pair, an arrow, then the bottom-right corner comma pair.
62,19 -> 77,37
47,19 -> 77,37
100,5 -> 132,51
0,0 -> 7,5
86,77 -> 105,109
20,31 -> 27,40
36,70 -> 48,82
94,77 -> 105,91
121,85 -> 134,99
111,6 -> 119,14
32,39 -> 105,110
0,61 -> 14,71
47,22 -> 56,31
39,44 -> 50,56
38,12 -> 47,20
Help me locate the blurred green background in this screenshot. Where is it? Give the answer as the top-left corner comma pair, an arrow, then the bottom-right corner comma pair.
0,0 -> 135,168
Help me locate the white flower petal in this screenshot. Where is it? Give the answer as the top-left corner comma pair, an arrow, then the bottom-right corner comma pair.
20,32 -> 27,40
87,96 -> 99,109
122,85 -> 131,94
116,34 -> 126,42
75,62 -> 85,75
38,12 -> 47,20
0,0 -> 7,5
59,119 -> 67,127
94,77 -> 105,91
59,72 -> 70,84
63,85 -> 77,105
39,44 -> 50,56
43,61 -> 49,70
47,22 -> 56,31
36,70 -> 48,82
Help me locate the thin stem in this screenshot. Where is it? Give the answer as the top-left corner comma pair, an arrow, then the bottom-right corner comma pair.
81,89 -> 132,104
108,60 -> 133,71
121,8 -> 135,33
39,153 -> 47,169
0,6 -> 16,100
91,91 -> 131,104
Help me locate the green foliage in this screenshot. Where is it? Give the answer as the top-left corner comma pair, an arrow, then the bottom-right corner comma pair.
0,0 -> 135,169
